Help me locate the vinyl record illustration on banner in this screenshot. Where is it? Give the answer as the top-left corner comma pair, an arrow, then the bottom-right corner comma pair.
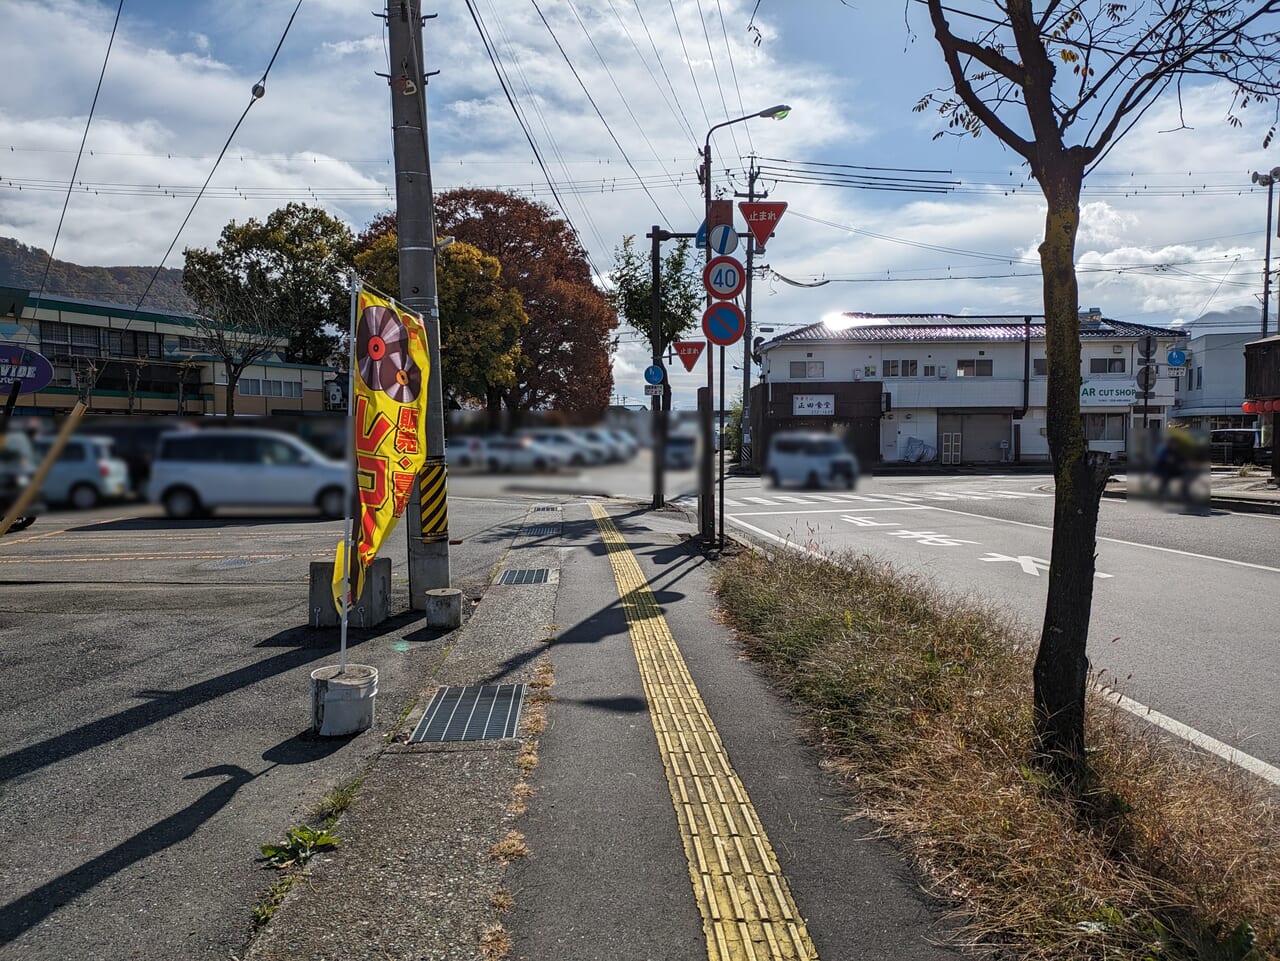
356,304 -> 421,403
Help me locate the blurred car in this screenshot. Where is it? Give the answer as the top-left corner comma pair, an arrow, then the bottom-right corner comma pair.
446,435 -> 487,469
77,416 -> 198,493
518,428 -> 604,466
664,433 -> 696,470
766,431 -> 859,489
605,428 -> 639,459
148,428 -> 348,519
1209,428 -> 1270,467
482,435 -> 565,473
32,435 -> 130,509
1,428 -> 44,532
576,427 -> 629,462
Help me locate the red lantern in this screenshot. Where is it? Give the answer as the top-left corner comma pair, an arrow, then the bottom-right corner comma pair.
1243,401 -> 1257,414
1266,400 -> 1278,413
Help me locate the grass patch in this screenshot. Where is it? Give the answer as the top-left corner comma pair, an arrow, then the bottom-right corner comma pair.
252,874 -> 301,929
714,546 -> 1280,961
479,922 -> 511,959
489,830 -> 529,863
309,773 -> 365,826
260,825 -> 340,870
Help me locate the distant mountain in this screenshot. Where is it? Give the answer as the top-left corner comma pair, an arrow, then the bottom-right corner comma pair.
0,236 -> 193,313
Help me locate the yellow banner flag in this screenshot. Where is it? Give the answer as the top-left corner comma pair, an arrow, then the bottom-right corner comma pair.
332,286 -> 431,613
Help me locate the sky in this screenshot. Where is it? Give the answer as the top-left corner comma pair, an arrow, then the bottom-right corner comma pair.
3,0 -> 1280,410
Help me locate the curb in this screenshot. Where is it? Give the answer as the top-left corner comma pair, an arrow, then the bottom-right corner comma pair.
1102,487 -> 1280,515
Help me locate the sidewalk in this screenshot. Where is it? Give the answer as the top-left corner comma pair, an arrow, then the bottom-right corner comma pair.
1103,468 -> 1280,514
244,499 -> 961,961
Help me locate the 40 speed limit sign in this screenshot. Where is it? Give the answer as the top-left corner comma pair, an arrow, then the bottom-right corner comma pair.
703,255 -> 746,300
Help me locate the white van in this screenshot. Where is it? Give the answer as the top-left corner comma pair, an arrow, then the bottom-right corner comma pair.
149,428 -> 348,518
766,432 -> 859,489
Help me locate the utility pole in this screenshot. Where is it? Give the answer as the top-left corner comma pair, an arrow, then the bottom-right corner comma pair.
650,225 -> 668,509
388,0 -> 449,605
734,159 -> 763,468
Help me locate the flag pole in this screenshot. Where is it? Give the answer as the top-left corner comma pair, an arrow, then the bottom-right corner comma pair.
340,273 -> 359,673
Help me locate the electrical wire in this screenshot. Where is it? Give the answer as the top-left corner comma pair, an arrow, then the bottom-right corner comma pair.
31,0 -> 124,313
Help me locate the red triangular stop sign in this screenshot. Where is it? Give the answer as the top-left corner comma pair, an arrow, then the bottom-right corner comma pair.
674,340 -> 705,372
739,201 -> 787,247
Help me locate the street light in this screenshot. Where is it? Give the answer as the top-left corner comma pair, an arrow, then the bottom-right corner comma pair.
1249,166 -> 1280,338
700,104 -> 791,549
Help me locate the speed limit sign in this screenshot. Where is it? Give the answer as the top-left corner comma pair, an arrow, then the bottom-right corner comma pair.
703,255 -> 745,300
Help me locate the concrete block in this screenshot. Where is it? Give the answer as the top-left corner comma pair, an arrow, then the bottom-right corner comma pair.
424,587 -> 463,629
309,557 -> 392,628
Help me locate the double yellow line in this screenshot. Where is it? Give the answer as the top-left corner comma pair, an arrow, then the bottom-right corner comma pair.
591,504 -> 817,961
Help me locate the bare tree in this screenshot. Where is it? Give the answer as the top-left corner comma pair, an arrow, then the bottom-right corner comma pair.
182,251 -> 286,419
917,0 -> 1280,779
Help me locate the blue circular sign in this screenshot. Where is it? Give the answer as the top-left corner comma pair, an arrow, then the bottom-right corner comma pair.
643,364 -> 664,385
1167,348 -> 1187,367
0,343 -> 54,394
701,303 -> 746,346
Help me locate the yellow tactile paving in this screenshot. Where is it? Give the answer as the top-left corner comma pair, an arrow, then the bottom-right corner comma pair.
590,504 -> 818,961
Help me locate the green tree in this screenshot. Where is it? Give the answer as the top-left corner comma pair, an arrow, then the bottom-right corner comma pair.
917,0 -> 1280,780
353,230 -> 526,427
608,234 -> 702,412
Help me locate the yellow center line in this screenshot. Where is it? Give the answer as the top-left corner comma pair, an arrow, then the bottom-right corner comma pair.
590,504 -> 818,961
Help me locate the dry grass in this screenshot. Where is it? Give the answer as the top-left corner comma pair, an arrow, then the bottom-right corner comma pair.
489,830 -> 529,863
478,922 -> 511,959
714,546 -> 1280,961
490,887 -> 513,914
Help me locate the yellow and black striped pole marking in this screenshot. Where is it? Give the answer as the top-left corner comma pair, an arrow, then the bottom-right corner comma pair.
590,503 -> 818,961
419,458 -> 448,543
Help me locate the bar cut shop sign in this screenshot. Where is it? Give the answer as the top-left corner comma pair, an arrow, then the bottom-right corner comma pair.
793,394 -> 834,416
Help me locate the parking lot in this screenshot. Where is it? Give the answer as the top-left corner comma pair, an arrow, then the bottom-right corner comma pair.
0,494 -> 531,961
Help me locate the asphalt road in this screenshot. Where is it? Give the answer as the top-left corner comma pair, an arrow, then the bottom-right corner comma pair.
0,493 -> 530,961
695,471 -> 1280,773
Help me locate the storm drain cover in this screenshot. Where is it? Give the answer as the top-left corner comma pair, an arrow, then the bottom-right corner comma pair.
533,506 -> 559,512
410,684 -> 526,742
523,525 -> 561,536
498,568 -> 550,585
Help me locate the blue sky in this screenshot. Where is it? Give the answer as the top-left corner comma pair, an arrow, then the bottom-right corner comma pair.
2,0 -> 1278,408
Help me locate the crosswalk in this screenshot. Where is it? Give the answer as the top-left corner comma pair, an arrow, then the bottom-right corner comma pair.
672,486 -> 1053,511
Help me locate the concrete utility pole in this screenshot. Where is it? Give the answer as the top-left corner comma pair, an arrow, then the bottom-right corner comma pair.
388,0 -> 449,605
650,226 -> 669,509
734,160 -> 763,467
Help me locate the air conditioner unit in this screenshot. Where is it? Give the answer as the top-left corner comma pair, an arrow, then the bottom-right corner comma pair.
938,366 -> 948,378
852,369 -> 862,380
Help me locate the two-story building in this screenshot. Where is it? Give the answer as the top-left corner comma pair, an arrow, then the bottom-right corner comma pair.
1167,330 -> 1263,431
752,310 -> 1187,467
0,287 -> 339,418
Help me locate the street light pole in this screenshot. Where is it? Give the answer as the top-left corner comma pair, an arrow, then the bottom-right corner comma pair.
700,104 -> 790,548
1250,167 -> 1280,338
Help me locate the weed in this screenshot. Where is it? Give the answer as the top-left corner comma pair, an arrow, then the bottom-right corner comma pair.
530,660 -> 556,691
517,741 -> 539,774
714,546 -> 1280,961
523,703 -> 547,736
488,831 -> 529,862
490,887 -> 514,913
478,922 -> 511,959
252,875 -> 299,928
260,825 -> 340,870
309,774 -> 365,825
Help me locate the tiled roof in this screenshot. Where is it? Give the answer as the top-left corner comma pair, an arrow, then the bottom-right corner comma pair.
764,313 -> 1188,348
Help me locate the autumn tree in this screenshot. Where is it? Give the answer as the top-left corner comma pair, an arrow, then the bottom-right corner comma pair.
354,229 -> 526,426
917,0 -> 1280,778
434,188 -> 617,425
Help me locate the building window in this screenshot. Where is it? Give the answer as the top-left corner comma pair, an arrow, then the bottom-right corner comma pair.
1196,366 -> 1203,389
923,364 -> 936,377
239,378 -> 261,396
789,361 -> 824,378
1090,357 -> 1126,373
884,359 -> 917,377
1033,358 -> 1047,375
1084,413 -> 1126,441
956,359 -> 993,377
179,335 -> 210,352
883,360 -> 898,377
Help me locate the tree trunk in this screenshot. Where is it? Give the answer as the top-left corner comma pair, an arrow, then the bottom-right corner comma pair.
485,386 -> 503,433
224,363 -> 239,420
1033,156 -> 1112,781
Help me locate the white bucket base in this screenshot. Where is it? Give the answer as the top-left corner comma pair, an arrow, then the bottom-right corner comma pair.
311,664 -> 378,736
424,588 -> 463,629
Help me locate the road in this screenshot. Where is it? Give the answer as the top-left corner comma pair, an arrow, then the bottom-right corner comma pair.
669,469 -> 1280,773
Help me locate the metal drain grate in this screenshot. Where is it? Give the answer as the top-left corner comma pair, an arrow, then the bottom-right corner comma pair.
523,525 -> 561,536
532,506 -> 559,512
498,568 -> 550,585
409,684 -> 526,742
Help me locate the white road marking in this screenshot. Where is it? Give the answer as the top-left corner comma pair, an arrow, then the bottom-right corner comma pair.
840,515 -> 895,527
741,496 -> 781,506
979,551 -> 1114,578
887,529 -> 980,547
727,516 -> 1280,788
771,494 -> 819,504
733,505 -> 931,517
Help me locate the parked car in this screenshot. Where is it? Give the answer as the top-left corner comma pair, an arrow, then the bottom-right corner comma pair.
576,427 -> 629,462
483,435 -> 564,473
605,428 -> 639,459
148,428 -> 348,519
1,428 -> 43,532
766,431 -> 859,489
32,435 -> 130,509
77,416 -> 198,493
518,428 -> 605,466
664,433 -> 696,470
1209,428 -> 1271,467
446,435 -> 487,469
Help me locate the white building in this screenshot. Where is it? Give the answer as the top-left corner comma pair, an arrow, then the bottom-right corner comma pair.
1169,331 -> 1260,430
755,311 -> 1187,466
